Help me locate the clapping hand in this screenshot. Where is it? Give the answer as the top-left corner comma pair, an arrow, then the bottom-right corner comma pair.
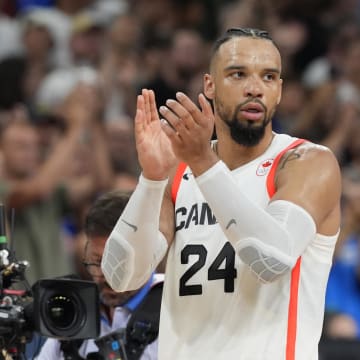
135,89 -> 177,180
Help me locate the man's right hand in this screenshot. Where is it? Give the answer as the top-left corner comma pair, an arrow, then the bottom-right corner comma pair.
135,89 -> 176,180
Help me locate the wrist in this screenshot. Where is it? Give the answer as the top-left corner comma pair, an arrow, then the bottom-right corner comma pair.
188,151 -> 219,177
140,173 -> 169,186
195,160 -> 226,182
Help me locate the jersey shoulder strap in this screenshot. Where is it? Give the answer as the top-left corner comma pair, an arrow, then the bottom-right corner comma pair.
266,138 -> 306,198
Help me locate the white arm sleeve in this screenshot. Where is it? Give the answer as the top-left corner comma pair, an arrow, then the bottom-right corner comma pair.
101,175 -> 168,292
196,160 -> 316,283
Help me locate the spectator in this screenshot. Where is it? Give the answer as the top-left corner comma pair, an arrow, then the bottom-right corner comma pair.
99,12 -> 143,119
0,82 -> 112,284
140,28 -> 208,108
0,7 -> 22,61
20,10 -> 56,104
69,10 -> 108,68
37,190 -> 163,359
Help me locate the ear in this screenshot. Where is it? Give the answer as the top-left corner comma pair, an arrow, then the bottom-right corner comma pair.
204,73 -> 215,100
277,78 -> 283,105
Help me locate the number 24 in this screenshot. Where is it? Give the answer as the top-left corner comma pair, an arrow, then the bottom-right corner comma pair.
179,242 -> 237,296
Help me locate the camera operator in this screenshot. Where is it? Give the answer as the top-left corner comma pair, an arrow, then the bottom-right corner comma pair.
37,190 -> 163,360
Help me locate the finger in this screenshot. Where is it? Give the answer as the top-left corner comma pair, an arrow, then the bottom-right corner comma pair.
198,94 -> 215,124
164,99 -> 197,131
142,89 -> 151,125
160,118 -> 183,144
134,108 -> 145,141
149,89 -> 160,122
175,92 -> 202,125
136,94 -> 145,117
159,105 -> 189,136
135,95 -> 145,128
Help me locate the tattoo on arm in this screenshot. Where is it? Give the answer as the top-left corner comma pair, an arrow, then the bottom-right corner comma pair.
279,149 -> 301,170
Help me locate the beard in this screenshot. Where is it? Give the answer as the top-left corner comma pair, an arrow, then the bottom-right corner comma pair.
215,98 -> 273,147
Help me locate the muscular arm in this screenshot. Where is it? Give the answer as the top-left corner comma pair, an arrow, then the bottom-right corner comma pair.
160,183 -> 176,244
272,143 -> 341,235
158,91 -> 341,283
101,89 -> 177,292
101,175 -> 171,292
194,143 -> 341,283
157,182 -> 176,272
101,168 -> 177,291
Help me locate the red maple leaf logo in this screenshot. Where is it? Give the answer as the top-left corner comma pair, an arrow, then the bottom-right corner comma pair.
262,160 -> 272,167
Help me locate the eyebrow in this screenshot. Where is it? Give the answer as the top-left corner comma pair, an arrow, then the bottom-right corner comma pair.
224,65 -> 281,74
224,65 -> 246,72
263,68 -> 281,74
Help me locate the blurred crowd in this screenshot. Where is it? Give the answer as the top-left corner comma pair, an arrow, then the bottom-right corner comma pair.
0,0 -> 359,354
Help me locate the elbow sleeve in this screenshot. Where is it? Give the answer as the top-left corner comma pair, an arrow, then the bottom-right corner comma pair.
236,200 -> 316,283
101,175 -> 169,291
102,230 -> 167,292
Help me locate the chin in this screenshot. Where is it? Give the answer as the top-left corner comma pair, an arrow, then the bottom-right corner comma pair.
230,126 -> 266,147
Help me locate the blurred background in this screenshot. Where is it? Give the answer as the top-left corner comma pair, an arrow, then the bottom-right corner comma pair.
0,0 -> 359,358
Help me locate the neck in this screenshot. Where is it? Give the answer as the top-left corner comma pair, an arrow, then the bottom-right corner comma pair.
214,129 -> 275,170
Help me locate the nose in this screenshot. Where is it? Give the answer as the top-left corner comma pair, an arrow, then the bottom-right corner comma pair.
243,75 -> 263,98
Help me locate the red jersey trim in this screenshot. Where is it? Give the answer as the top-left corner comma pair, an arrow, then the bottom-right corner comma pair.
171,162 -> 187,204
286,257 -> 302,360
266,138 -> 306,197
266,138 -> 306,360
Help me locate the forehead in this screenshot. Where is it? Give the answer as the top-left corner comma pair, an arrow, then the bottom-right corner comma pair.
2,125 -> 38,143
213,37 -> 281,72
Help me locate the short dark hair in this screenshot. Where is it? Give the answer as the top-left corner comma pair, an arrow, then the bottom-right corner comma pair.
211,27 -> 279,60
84,190 -> 132,237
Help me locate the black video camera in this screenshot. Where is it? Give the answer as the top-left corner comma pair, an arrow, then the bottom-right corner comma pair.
0,205 -> 100,360
0,276 -> 100,358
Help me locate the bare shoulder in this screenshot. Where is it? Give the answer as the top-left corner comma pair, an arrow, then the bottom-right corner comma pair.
274,141 -> 341,233
277,142 -> 341,185
278,141 -> 339,170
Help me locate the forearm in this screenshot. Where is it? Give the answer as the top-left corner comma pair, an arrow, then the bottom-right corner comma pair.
101,175 -> 169,291
89,122 -> 114,191
5,125 -> 86,209
34,124 -> 86,194
195,161 -> 316,282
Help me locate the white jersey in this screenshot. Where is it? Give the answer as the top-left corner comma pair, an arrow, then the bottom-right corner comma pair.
159,133 -> 338,360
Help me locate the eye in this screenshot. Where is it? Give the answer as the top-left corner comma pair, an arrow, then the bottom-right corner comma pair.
264,73 -> 276,81
231,71 -> 245,79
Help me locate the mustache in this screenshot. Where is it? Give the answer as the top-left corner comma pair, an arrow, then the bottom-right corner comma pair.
236,98 -> 267,114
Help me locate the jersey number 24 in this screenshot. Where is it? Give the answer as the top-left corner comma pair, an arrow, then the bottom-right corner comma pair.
179,242 -> 237,296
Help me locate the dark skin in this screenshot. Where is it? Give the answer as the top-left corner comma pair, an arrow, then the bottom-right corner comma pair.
134,36 -> 341,248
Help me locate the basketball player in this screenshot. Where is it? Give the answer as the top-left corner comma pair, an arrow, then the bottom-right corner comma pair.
101,28 -> 341,359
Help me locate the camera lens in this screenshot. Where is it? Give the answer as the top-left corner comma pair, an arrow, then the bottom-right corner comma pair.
42,291 -> 86,337
33,278 -> 99,339
46,295 -> 77,329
